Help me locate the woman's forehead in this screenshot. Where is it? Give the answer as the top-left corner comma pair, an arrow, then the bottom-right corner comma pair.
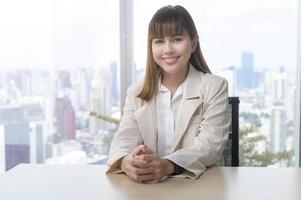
150,22 -> 185,38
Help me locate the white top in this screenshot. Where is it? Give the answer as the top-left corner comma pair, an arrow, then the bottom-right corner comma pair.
156,77 -> 185,156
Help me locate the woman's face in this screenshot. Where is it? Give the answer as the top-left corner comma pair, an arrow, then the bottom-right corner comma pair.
151,29 -> 196,77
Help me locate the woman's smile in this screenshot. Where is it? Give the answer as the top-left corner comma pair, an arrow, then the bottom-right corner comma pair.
163,56 -> 179,65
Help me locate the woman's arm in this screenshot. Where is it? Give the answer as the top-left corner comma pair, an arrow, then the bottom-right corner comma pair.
107,84 -> 143,172
164,78 -> 230,179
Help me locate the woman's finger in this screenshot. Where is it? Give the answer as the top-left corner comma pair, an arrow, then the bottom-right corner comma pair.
131,145 -> 146,157
134,154 -> 158,162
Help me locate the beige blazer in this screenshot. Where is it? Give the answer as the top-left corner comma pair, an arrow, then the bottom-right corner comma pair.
107,64 -> 230,179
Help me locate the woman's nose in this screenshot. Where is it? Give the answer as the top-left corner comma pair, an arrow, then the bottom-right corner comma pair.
163,41 -> 174,53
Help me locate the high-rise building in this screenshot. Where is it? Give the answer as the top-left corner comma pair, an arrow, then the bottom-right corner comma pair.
89,67 -> 112,133
236,52 -> 262,90
29,122 -> 47,164
9,70 -> 33,97
110,62 -> 118,106
76,68 -> 91,110
55,96 -> 76,140
44,70 -> 57,146
57,70 -> 71,89
5,122 -> 30,171
270,69 -> 287,152
270,108 -> 286,152
0,102 -> 46,171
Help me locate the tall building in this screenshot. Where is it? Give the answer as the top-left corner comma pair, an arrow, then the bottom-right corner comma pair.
4,122 -> 30,171
44,70 -> 57,147
29,122 -> 47,164
270,68 -> 287,152
55,96 -> 76,140
89,67 -> 112,133
7,70 -> 32,97
76,68 -> 91,110
110,62 -> 118,106
0,121 -> 48,171
9,70 -> 32,97
57,70 -> 71,89
0,102 -> 46,171
236,52 -> 262,90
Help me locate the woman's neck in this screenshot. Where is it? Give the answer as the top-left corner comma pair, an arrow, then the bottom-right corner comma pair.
161,66 -> 189,95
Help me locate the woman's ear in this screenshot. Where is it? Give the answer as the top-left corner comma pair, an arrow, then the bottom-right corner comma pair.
192,34 -> 199,53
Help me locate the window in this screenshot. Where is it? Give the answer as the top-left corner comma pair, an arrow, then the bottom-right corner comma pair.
0,0 -> 299,173
133,0 -> 299,167
0,0 -> 119,173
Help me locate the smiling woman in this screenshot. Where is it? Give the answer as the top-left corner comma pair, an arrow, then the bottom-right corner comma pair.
107,5 -> 230,183
132,0 -> 299,168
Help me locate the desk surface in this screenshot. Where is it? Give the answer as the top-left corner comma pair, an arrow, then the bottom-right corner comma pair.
0,164 -> 300,200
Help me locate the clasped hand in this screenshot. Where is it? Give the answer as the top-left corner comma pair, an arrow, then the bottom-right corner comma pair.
120,145 -> 174,183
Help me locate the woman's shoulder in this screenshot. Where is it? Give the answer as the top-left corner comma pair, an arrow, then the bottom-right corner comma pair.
190,65 -> 227,86
200,71 -> 227,85
198,71 -> 228,95
126,80 -> 144,96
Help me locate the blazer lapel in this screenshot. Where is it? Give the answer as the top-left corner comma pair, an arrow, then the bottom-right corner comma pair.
171,65 -> 203,152
134,97 -> 157,153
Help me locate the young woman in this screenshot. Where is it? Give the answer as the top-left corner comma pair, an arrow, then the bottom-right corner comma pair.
107,5 -> 230,183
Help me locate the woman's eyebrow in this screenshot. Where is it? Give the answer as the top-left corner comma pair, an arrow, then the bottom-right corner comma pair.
171,33 -> 183,37
152,33 -> 182,39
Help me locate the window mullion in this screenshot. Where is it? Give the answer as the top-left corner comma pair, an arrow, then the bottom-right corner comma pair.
119,0 -> 134,114
295,0 -> 301,167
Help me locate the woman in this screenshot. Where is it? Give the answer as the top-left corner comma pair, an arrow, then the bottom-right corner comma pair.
107,5 -> 230,183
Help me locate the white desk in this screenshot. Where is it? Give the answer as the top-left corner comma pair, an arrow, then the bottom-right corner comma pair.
0,164 -> 300,200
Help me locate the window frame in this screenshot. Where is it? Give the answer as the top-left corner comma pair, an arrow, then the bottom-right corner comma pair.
120,0 -> 301,167
119,0 -> 134,114
296,0 -> 301,167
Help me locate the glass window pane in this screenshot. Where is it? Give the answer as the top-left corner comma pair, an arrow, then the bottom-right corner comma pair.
133,0 -> 298,167
0,0 -> 119,173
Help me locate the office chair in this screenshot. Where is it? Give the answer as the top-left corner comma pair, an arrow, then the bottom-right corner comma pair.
223,97 -> 240,166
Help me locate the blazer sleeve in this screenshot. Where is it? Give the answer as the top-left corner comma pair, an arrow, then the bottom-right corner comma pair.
164,78 -> 230,179
106,85 -> 143,173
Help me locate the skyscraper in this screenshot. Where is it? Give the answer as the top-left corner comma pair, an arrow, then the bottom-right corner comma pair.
57,70 -> 71,89
270,69 -> 287,152
0,102 -> 46,171
236,51 -> 262,90
29,122 -> 47,164
55,96 -> 76,140
110,62 -> 118,106
4,121 -> 30,171
77,68 -> 91,110
89,67 -> 112,133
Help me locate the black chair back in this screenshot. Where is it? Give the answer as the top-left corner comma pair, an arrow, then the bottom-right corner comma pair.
223,97 -> 240,166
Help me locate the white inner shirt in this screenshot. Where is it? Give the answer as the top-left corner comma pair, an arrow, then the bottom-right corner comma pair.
156,77 -> 185,156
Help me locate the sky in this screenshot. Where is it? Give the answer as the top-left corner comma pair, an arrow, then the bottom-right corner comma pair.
0,0 -> 119,69
0,0 -> 298,72
134,0 -> 298,71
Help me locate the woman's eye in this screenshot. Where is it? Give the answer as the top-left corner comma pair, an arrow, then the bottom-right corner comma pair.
174,37 -> 182,42
154,39 -> 163,44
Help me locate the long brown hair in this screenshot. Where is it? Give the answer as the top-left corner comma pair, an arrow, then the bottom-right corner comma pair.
137,5 -> 211,102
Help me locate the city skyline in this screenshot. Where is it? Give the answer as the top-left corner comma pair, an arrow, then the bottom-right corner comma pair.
0,50 -> 297,172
